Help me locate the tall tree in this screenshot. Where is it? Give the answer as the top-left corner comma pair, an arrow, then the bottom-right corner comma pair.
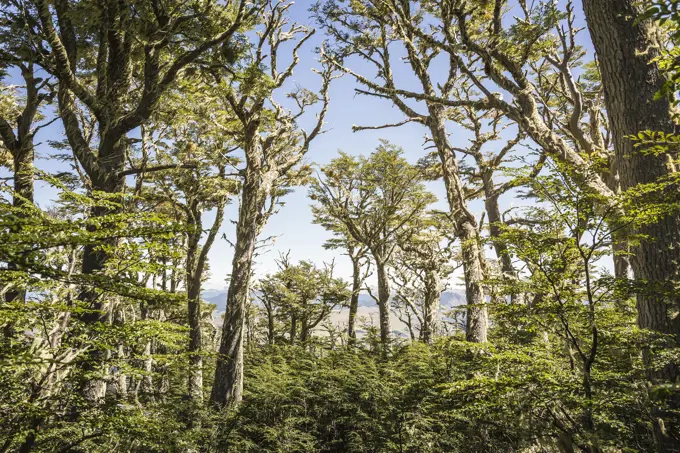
313,206 -> 371,344
210,1 -> 335,408
310,142 -> 436,352
0,0 -> 53,338
142,97 -> 239,402
582,0 -> 680,447
392,213 -> 455,343
32,0 -> 257,401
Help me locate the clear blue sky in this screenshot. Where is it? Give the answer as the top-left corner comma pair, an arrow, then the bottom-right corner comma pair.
7,0 -> 595,290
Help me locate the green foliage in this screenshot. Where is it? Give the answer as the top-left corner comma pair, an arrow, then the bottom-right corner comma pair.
256,257 -> 351,346
0,182 -> 195,452
645,0 -> 680,107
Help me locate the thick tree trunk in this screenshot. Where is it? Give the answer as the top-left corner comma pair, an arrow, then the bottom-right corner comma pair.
77,140 -> 126,404
374,260 -> 392,354
460,223 -> 488,343
582,1 -> 680,448
348,255 -> 361,344
210,174 -> 260,409
428,109 -> 488,343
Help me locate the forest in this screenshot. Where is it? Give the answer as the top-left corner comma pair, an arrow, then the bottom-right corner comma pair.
0,0 -> 679,451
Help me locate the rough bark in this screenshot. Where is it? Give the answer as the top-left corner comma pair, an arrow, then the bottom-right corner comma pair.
185,230 -> 204,403
374,259 -> 392,353
482,182 -> 514,281
428,110 -> 488,343
185,196 -> 224,403
582,1 -> 680,448
210,158 -> 261,408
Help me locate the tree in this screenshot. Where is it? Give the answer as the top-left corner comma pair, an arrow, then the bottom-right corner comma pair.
256,256 -> 350,347
310,141 -> 436,353
0,1 -> 53,339
315,0 -> 499,342
30,0 -> 258,402
312,200 -> 371,344
581,2 -> 680,447
141,94 -> 240,403
210,1 -> 335,408
392,213 -> 455,343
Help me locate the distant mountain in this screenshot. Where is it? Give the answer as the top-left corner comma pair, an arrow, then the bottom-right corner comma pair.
202,288 -> 466,315
202,291 -> 228,312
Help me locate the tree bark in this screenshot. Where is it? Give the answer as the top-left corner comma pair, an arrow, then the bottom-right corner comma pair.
1,66 -> 40,344
186,224 -> 204,402
374,259 -> 392,354
348,255 -> 362,344
428,110 -> 488,343
582,1 -> 680,448
210,164 -> 261,408
185,195 -> 224,403
422,269 -> 440,344
481,171 -> 523,305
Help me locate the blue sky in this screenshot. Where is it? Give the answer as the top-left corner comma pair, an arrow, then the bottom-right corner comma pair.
4,0 -> 596,289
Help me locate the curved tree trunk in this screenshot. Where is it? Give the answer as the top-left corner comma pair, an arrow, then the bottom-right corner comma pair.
582,1 -> 680,448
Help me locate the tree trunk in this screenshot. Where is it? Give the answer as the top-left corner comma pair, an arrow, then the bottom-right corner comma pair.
374,260 -> 392,354
428,108 -> 488,343
290,315 -> 297,345
210,173 -> 260,409
348,255 -> 361,344
79,179 -> 124,403
266,303 -> 275,345
2,143 -> 35,342
482,176 -> 523,304
185,205 -> 204,403
422,269 -> 440,344
460,223 -> 488,343
186,273 -> 203,403
1,67 -> 39,343
582,1 -> 680,448
135,303 -> 154,403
